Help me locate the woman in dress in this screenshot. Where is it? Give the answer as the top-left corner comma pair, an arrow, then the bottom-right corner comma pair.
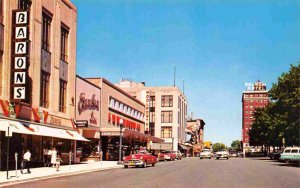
49,147 -> 57,168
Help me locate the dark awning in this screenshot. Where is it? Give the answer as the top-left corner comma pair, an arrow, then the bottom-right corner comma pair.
179,144 -> 188,150
123,129 -> 164,143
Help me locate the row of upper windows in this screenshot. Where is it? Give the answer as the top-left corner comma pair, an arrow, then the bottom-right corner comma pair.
244,99 -> 268,103
40,9 -> 69,113
244,94 -> 268,98
150,95 -> 187,108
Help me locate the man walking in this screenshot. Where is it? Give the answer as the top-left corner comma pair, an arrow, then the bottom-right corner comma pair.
21,149 -> 31,174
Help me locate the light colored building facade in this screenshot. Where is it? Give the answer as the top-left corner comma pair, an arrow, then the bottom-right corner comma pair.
115,80 -> 188,151
242,81 -> 269,154
86,78 -> 162,161
0,0 -> 85,170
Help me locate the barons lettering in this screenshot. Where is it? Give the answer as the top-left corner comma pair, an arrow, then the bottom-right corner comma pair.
78,93 -> 99,115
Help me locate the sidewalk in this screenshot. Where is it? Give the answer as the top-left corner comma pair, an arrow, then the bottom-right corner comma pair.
0,161 -> 122,186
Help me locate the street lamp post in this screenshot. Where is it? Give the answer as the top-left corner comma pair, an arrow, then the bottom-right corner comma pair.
117,118 -> 124,165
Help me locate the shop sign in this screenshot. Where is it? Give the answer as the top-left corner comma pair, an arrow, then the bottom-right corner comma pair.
50,116 -> 62,126
74,120 -> 88,128
76,77 -> 101,127
101,132 -> 120,136
144,91 -> 150,132
11,10 -> 30,102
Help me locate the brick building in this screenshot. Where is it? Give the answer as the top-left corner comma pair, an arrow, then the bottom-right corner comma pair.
242,80 -> 269,152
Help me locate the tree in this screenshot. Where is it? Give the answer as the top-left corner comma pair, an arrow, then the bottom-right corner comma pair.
212,143 -> 226,152
249,63 -> 300,148
269,63 -> 300,146
231,140 -> 241,151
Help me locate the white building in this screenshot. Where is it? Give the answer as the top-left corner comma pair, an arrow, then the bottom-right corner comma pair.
115,80 -> 187,151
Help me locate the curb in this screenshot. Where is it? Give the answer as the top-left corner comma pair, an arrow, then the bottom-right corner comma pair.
0,166 -> 123,187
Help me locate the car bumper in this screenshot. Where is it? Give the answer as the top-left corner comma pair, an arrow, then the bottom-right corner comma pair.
123,160 -> 144,166
200,155 -> 211,158
217,155 -> 229,158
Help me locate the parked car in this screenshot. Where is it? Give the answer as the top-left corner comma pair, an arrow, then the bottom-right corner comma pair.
123,150 -> 157,168
172,150 -> 183,160
216,150 -> 229,160
279,147 -> 300,163
229,151 -> 238,158
200,150 -> 213,159
268,149 -> 283,160
158,151 -> 176,161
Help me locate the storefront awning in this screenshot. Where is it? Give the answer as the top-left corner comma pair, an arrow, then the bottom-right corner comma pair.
123,129 -> 164,143
0,119 -> 89,141
179,144 -> 188,150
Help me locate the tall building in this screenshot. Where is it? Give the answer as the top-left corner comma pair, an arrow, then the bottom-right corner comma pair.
242,81 -> 269,150
115,80 -> 187,151
0,0 -> 85,170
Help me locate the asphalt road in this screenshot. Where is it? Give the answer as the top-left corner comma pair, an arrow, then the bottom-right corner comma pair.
5,158 -> 300,188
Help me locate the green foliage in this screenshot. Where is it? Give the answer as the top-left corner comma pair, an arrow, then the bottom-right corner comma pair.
249,63 -> 300,147
212,143 -> 226,152
231,140 -> 241,151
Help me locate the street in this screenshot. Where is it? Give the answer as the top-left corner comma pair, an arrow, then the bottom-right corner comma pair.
5,158 -> 300,188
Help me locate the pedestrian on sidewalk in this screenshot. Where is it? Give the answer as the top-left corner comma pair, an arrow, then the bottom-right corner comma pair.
55,153 -> 63,172
43,148 -> 51,167
20,149 -> 31,174
49,147 -> 57,168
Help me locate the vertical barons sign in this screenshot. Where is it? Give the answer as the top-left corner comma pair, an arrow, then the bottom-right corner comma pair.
11,10 -> 30,101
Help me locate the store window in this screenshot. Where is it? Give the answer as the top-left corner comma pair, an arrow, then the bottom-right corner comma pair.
40,71 -> 50,108
161,111 -> 173,123
59,79 -> 67,113
61,24 -> 69,62
161,127 -> 172,138
161,95 -> 173,107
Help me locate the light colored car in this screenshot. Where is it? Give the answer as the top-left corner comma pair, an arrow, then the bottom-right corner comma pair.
216,150 -> 229,160
172,150 -> 183,160
279,147 -> 300,163
200,150 -> 212,159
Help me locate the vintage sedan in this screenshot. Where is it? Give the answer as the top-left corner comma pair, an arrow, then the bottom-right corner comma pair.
123,150 -> 157,168
216,150 -> 229,160
158,151 -> 176,161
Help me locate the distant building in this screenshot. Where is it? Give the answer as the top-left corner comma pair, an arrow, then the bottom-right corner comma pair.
115,80 -> 188,151
186,118 -> 206,156
242,81 -> 269,152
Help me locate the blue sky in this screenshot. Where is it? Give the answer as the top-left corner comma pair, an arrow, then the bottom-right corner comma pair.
73,0 -> 300,146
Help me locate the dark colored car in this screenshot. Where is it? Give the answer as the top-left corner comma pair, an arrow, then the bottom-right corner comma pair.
268,149 -> 284,160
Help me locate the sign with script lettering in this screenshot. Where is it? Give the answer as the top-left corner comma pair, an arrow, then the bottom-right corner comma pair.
75,77 -> 101,127
11,10 -> 30,101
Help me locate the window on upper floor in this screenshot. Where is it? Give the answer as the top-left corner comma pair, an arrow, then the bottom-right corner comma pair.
61,24 -> 69,62
40,71 -> 50,108
161,111 -> 173,123
161,95 -> 173,107
161,127 -> 172,138
59,79 -> 67,113
150,96 -> 155,107
19,0 -> 31,10
42,10 -> 52,51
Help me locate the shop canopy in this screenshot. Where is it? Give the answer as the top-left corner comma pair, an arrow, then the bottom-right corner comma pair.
0,119 -> 89,141
123,129 -> 164,143
179,144 -> 188,150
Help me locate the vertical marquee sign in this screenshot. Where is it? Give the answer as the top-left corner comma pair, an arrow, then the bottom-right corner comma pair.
11,10 -> 30,102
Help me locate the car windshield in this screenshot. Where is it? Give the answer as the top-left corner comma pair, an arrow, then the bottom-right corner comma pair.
161,151 -> 170,154
284,149 -> 291,153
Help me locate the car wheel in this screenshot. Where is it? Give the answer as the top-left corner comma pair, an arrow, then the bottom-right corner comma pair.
152,163 -> 155,167
200,157 -> 202,159
216,157 -> 219,160
209,157 -> 211,159
227,157 -> 229,160
124,165 -> 128,168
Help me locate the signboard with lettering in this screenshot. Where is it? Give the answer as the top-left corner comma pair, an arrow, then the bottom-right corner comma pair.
144,90 -> 150,133
75,77 -> 101,127
245,81 -> 267,91
11,10 -> 30,102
